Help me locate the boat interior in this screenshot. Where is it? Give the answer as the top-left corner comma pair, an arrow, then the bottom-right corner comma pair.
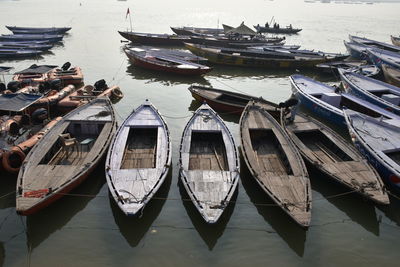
188,131 -> 228,171
294,130 -> 352,163
120,127 -> 158,169
39,121 -> 105,166
385,149 -> 400,165
249,129 -> 292,175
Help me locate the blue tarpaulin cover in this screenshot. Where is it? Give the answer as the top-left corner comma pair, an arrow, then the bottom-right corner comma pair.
0,93 -> 42,112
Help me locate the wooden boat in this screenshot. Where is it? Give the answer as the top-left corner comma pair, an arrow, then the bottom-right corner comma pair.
0,42 -> 53,51
366,47 -> 400,69
0,49 -> 43,58
290,74 -> 400,128
0,34 -> 63,43
179,102 -> 240,223
184,43 -> 333,69
344,110 -> 400,194
16,97 -> 117,215
339,69 -> 400,116
57,83 -> 123,113
118,31 -> 190,46
344,41 -> 369,60
105,100 -> 171,216
124,47 -> 211,76
13,65 -> 57,83
316,60 -> 380,78
6,26 -> 71,34
125,46 -> 208,63
391,35 -> 400,47
46,66 -> 84,85
170,26 -> 225,36
188,85 -> 279,117
240,100 -> 311,228
254,24 -> 302,34
349,35 -> 400,54
189,35 -> 285,48
282,111 -> 389,205
382,63 -> 400,87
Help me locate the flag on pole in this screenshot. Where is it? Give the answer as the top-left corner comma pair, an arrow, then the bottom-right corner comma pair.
126,8 -> 130,19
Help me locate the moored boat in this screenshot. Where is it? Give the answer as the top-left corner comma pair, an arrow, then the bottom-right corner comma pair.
282,110 -> 389,205
0,49 -> 43,59
240,100 -> 311,228
391,35 -> 400,47
344,110 -> 400,194
189,35 -> 285,48
16,97 -> 117,215
179,102 -> 239,223
382,63 -> 400,87
118,31 -> 190,46
124,47 -> 212,76
339,68 -> 400,116
170,26 -> 225,36
47,66 -> 84,86
105,100 -> 171,216
366,47 -> 400,69
13,64 -> 57,84
6,26 -> 71,35
0,34 -> 63,43
316,60 -> 380,78
349,35 -> 400,54
188,85 -> 279,116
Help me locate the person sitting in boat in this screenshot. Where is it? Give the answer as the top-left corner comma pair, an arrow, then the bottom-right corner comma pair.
289,24 -> 292,29
265,22 -> 269,28
278,96 -> 300,123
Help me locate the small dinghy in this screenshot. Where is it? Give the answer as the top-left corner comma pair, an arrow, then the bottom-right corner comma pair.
179,102 -> 240,223
344,110 -> 400,194
105,100 -> 171,216
16,97 -> 117,215
282,110 -> 389,205
240,101 -> 311,228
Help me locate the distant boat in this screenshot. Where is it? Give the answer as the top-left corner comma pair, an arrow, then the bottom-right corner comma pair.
124,47 -> 212,75
282,111 -> 389,205
0,34 -> 63,43
179,102 -> 240,223
344,110 -> 400,194
240,100 -> 311,228
290,74 -> 400,127
382,63 -> 400,87
254,24 -> 302,34
16,97 -> 117,215
188,85 -> 279,116
391,35 -> 400,47
6,26 -> 71,34
118,31 -> 190,46
339,68 -> 400,116
105,100 -> 171,216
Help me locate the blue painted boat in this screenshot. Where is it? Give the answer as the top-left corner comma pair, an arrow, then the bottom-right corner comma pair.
6,26 -> 71,35
0,34 -> 63,43
0,49 -> 43,58
344,41 -> 369,60
0,43 -> 53,51
344,110 -> 400,194
366,47 -> 400,69
290,74 -> 400,128
0,40 -> 51,45
339,69 -> 400,116
349,35 -> 400,54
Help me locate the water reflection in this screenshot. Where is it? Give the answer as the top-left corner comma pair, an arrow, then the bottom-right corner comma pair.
239,156 -> 307,257
26,165 -> 106,250
309,167 -> 380,236
111,169 -> 172,247
125,64 -> 211,86
0,242 -> 4,267
177,177 -> 236,250
377,195 -> 400,227
0,174 -> 16,210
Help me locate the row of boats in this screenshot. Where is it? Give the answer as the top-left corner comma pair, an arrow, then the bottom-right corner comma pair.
0,26 -> 71,59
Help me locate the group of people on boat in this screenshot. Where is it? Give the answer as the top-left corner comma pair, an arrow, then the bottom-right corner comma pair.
263,22 -> 293,29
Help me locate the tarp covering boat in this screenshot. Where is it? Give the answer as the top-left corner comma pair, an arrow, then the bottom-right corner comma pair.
14,64 -> 57,75
0,66 -> 13,73
0,93 -> 43,112
224,22 -> 257,36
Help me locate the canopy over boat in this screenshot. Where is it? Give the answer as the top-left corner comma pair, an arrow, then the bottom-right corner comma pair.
224,22 -> 257,36
0,93 -> 43,112
14,64 -> 58,75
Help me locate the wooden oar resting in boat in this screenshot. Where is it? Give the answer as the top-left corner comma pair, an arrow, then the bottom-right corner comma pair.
281,110 -> 389,205
16,97 -> 117,215
179,102 -> 240,223
105,100 -> 172,216
240,100 -> 311,228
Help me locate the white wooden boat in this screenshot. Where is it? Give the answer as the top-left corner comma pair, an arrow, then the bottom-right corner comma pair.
16,97 -> 117,215
240,101 -> 311,228
282,111 -> 389,205
105,100 -> 172,216
344,110 -> 400,194
179,102 -> 240,223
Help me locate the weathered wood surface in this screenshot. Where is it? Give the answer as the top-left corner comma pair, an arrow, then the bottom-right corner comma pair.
283,111 -> 389,205
105,100 -> 171,216
240,101 -> 311,228
179,103 -> 239,223
16,98 -> 117,215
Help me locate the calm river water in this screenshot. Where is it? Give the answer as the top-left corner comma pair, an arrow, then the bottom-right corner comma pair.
0,0 -> 400,266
